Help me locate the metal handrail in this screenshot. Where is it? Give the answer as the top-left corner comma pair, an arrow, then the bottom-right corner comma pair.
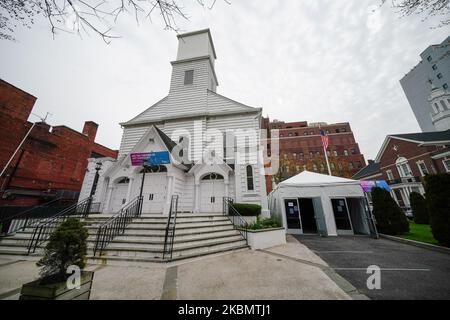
163,195 -> 179,261
93,196 -> 143,256
27,197 -> 93,254
0,197 -> 65,235
222,197 -> 248,244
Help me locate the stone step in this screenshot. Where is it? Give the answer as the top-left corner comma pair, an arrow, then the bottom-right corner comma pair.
113,229 -> 240,243
86,245 -> 249,265
97,238 -> 247,260
103,234 -> 244,250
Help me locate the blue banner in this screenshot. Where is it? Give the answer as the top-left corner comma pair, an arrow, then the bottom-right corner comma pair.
146,151 -> 171,166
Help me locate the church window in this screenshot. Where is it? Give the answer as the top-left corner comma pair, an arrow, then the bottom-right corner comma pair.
184,70 -> 194,85
437,73 -> 443,79
117,177 -> 130,184
432,64 -> 437,70
444,84 -> 448,90
441,100 -> 448,110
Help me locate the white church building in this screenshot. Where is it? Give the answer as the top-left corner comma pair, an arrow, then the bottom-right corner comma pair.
79,29 -> 269,215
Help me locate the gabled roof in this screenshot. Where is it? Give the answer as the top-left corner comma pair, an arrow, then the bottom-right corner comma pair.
154,126 -> 177,152
352,162 -> 381,180
278,171 -> 360,187
390,129 -> 450,144
375,129 -> 450,162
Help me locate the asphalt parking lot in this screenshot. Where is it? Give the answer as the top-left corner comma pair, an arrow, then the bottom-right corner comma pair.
296,235 -> 450,300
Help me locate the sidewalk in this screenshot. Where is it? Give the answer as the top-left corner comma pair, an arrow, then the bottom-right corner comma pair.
0,236 -> 354,300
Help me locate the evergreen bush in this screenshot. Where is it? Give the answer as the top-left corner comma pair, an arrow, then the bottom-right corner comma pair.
409,192 -> 429,224
424,174 -> 450,247
232,203 -> 261,216
371,187 -> 409,235
37,218 -> 88,283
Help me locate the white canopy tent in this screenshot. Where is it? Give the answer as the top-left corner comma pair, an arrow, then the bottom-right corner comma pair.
269,171 -> 374,236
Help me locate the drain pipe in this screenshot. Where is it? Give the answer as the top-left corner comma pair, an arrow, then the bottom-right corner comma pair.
0,122 -> 36,179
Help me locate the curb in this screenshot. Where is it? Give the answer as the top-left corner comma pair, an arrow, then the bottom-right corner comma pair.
379,234 -> 450,255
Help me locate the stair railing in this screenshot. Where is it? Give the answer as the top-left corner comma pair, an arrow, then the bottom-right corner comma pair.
93,196 -> 143,256
223,197 -> 248,244
27,197 -> 93,254
162,195 -> 179,261
0,197 -> 66,236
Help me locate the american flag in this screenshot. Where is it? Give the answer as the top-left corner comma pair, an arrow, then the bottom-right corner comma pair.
320,130 -> 329,150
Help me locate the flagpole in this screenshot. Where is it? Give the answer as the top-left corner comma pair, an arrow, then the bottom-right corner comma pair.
319,125 -> 332,176
323,143 -> 332,176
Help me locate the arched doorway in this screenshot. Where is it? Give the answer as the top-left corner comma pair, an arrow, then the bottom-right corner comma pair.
140,165 -> 168,214
200,173 -> 225,213
110,177 -> 130,213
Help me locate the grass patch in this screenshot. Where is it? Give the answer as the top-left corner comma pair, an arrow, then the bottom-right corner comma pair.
247,216 -> 282,230
400,223 -> 439,245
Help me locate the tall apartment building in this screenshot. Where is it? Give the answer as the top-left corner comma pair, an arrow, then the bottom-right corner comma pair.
400,35 -> 450,132
262,117 -> 366,192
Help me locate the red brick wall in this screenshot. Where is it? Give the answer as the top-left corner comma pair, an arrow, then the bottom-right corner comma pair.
262,118 -> 366,189
379,138 -> 447,180
0,80 -> 118,205
0,79 -> 36,122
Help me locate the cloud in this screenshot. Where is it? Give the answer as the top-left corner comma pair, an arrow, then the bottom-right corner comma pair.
0,0 -> 449,161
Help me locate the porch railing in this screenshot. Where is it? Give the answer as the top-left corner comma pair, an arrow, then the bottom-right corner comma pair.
223,197 -> 248,244
27,197 -> 93,254
0,198 -> 67,236
163,195 -> 179,261
93,196 -> 143,256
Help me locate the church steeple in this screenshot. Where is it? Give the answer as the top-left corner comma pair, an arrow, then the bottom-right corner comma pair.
169,29 -> 219,95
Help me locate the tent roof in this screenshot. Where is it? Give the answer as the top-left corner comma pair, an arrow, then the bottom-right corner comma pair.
278,171 -> 360,187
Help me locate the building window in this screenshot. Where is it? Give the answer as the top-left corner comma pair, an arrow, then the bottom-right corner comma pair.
351,148 -> 356,155
434,103 -> 440,114
117,177 -> 130,184
427,55 -> 432,62
184,70 -> 194,85
432,64 -> 437,70
299,152 -> 304,160
417,161 -> 429,177
302,165 -> 307,171
333,150 -> 338,156
349,162 -> 353,170
437,73 -> 443,79
309,151 -> 314,158
246,165 -> 254,191
441,100 -> 448,110
396,157 -> 412,178
443,159 -> 450,172
313,164 -> 318,171
296,165 -> 300,172
386,170 -> 394,181
344,150 -> 349,156
444,83 -> 449,90
283,153 -> 288,160
293,153 -> 297,159
330,163 -> 335,170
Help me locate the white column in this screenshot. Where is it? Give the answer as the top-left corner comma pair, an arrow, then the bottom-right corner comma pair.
164,176 -> 174,214
225,182 -> 229,198
104,187 -> 113,213
194,182 -> 200,213
125,178 -> 134,204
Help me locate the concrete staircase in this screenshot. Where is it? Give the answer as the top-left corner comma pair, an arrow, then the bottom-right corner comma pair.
0,213 -> 248,263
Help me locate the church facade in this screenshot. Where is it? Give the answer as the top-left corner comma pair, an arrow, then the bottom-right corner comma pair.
79,29 -> 269,215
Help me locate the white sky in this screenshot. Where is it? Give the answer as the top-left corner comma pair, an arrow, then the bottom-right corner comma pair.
1,0 -> 449,160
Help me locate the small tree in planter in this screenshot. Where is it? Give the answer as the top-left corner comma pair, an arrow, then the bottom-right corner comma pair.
425,174 -> 450,247
20,218 -> 94,300
371,187 -> 409,235
409,192 -> 429,224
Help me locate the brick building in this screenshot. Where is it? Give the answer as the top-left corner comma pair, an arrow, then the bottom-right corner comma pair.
0,79 -> 118,206
262,117 -> 366,193
353,130 -> 450,211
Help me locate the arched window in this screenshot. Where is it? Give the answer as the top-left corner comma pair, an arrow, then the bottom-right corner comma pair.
396,157 -> 412,178
140,165 -> 167,173
117,177 -> 130,184
246,165 -> 254,191
201,173 -> 224,180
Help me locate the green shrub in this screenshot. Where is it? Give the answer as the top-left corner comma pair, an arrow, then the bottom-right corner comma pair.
371,187 -> 409,235
410,192 -> 429,224
247,215 -> 282,230
37,218 -> 88,283
232,203 -> 261,216
425,174 -> 450,247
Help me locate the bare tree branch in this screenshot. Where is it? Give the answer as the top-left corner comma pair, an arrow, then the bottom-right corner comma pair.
0,0 -> 229,41
382,0 -> 450,27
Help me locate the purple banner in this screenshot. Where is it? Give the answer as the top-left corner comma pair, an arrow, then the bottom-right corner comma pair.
130,152 -> 151,166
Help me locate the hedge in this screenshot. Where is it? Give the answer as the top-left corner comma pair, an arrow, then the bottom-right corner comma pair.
409,192 -> 429,224
232,203 -> 261,216
424,174 -> 450,247
371,187 -> 409,235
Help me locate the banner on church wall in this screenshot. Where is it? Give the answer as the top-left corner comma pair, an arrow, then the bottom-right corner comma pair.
130,151 -> 171,166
